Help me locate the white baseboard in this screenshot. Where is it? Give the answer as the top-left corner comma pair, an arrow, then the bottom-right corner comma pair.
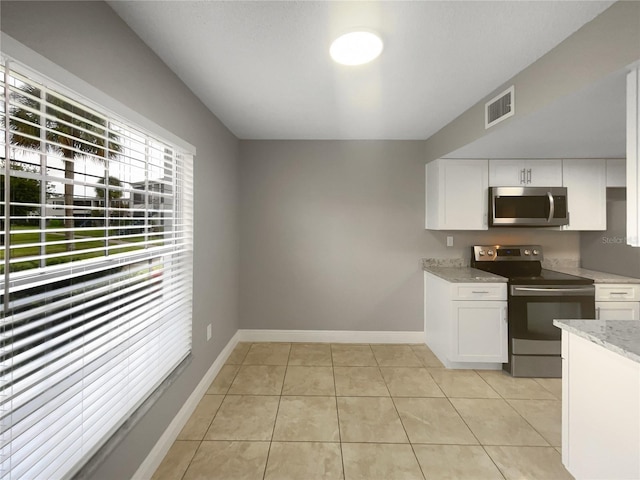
132,330 -> 241,480
442,360 -> 503,370
237,329 -> 424,344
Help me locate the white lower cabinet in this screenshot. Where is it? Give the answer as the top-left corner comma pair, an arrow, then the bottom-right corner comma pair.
451,301 -> 508,362
595,283 -> 640,320
562,331 -> 640,479
424,272 -> 507,368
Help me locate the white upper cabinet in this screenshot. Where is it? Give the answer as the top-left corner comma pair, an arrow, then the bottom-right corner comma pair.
627,67 -> 640,246
489,159 -> 563,187
562,159 -> 607,231
426,157 -> 611,231
606,158 -> 626,187
425,159 -> 488,230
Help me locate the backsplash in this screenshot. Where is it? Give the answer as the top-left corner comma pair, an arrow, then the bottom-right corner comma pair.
423,256 -> 580,270
542,258 -> 581,270
421,258 -> 467,268
580,188 -> 640,278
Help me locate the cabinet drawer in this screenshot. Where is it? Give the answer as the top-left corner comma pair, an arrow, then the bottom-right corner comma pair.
451,283 -> 507,301
595,284 -> 640,301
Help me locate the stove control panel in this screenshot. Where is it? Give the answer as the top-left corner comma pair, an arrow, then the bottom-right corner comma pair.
472,245 -> 543,262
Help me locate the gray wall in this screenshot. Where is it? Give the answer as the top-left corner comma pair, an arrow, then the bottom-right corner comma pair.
239,140 -> 427,331
239,140 -> 580,332
581,189 -> 640,277
0,2 -> 240,479
425,1 -> 640,162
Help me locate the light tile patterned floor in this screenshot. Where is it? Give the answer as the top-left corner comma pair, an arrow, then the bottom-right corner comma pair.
152,342 -> 572,480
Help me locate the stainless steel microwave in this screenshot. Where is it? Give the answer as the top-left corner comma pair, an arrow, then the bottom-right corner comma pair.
489,186 -> 569,227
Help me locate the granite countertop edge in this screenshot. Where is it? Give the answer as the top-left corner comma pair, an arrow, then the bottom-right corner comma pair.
422,258 -> 640,284
554,319 -> 640,364
422,261 -> 507,283
548,266 -> 640,284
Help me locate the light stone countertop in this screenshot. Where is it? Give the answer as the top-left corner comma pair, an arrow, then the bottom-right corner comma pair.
422,259 -> 507,283
546,266 -> 640,284
554,319 -> 640,364
422,258 -> 640,284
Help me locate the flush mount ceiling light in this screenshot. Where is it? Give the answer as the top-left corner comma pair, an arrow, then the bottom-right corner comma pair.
330,31 -> 383,66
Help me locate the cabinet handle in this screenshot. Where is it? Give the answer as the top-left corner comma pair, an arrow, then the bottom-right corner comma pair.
520,168 -> 526,184
503,306 -> 508,322
596,306 -> 600,320
472,290 -> 490,294
527,168 -> 532,184
610,292 -> 629,296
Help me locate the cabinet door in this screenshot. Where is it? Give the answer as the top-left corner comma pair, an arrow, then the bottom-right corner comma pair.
426,159 -> 488,230
489,159 -> 562,186
562,159 -> 606,230
526,159 -> 563,186
451,301 -> 507,362
489,159 -> 525,186
596,301 -> 640,320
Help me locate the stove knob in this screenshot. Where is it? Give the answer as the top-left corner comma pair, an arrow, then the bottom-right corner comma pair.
478,250 -> 485,256
533,249 -> 540,256
524,249 -> 531,255
487,249 -> 494,256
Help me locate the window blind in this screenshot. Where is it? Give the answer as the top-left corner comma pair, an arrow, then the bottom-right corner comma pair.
0,60 -> 194,479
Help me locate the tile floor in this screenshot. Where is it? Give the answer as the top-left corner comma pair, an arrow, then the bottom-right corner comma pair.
152,342 -> 573,480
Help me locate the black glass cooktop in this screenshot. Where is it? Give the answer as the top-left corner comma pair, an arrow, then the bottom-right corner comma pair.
471,260 -> 593,285
508,268 -> 594,285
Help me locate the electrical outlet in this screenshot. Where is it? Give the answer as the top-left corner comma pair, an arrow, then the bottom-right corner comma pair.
446,236 -> 454,247
206,324 -> 212,341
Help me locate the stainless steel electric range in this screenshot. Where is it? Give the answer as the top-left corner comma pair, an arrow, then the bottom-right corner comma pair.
471,245 -> 595,378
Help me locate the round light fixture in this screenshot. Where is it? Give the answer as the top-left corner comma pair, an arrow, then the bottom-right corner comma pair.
330,31 -> 383,66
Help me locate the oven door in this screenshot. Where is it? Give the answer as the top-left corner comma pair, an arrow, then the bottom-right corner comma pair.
508,284 -> 595,355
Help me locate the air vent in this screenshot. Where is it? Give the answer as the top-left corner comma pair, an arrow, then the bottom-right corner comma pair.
485,85 -> 515,129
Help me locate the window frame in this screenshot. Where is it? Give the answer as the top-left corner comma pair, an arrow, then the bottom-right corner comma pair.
0,38 -> 195,480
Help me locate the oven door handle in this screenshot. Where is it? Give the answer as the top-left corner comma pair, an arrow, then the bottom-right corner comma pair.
510,285 -> 595,296
547,192 -> 555,223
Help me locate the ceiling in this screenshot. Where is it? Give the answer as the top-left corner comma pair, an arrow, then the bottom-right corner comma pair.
108,1 -> 615,141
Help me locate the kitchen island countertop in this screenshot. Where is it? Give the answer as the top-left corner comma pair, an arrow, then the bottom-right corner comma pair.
554,319 -> 640,364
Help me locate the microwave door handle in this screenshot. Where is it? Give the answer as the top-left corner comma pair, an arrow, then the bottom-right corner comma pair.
547,191 -> 555,223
